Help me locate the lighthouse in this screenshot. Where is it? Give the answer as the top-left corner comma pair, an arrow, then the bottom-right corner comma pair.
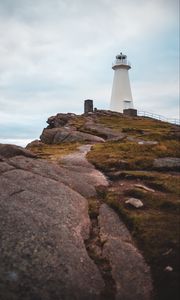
110,52 -> 133,113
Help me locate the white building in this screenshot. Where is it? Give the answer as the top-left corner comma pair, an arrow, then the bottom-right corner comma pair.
110,52 -> 134,113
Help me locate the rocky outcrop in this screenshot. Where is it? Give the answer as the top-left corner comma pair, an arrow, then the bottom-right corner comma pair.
9,145 -> 108,199
0,142 -> 154,300
82,121 -> 125,141
39,111 -> 126,144
59,144 -> 108,197
0,143 -> 37,158
40,112 -> 106,144
47,113 -> 77,128
1,109 -> 179,300
40,127 -> 105,144
0,145 -> 105,300
98,204 -> 152,300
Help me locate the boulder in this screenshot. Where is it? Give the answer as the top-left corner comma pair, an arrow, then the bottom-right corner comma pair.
47,113 -> 77,128
40,128 -> 105,144
0,155 -> 104,300
98,204 -> 152,300
26,139 -> 43,148
164,266 -> 173,272
153,157 -> 180,170
8,153 -> 107,199
138,141 -> 158,145
40,127 -> 67,144
83,122 -> 125,140
134,184 -> 155,193
125,198 -> 144,208
0,144 -> 36,158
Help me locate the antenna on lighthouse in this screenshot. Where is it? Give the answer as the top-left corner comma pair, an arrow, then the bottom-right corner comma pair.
110,52 -> 134,113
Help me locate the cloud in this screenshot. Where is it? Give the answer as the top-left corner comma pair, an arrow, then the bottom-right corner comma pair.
133,79 -> 179,118
0,0 -> 179,140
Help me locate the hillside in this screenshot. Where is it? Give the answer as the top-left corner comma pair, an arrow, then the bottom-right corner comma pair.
0,110 -> 179,300
28,110 -> 180,300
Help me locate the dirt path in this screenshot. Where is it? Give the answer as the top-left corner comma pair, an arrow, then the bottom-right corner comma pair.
60,144 -> 108,185
59,144 -> 153,300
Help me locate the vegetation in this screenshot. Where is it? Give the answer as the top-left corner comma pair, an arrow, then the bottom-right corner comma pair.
69,116 -> 87,129
86,114 -> 180,300
29,113 -> 179,300
27,142 -> 82,161
98,186 -> 180,300
87,139 -> 180,171
97,115 -> 176,137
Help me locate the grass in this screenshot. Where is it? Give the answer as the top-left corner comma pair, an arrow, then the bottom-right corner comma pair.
87,140 -> 180,171
124,187 -> 180,211
88,197 -> 100,218
86,114 -> 180,300
98,186 -> 180,300
28,112 -> 179,300
68,116 -> 87,129
27,142 -> 82,161
97,115 -> 177,136
106,170 -> 180,196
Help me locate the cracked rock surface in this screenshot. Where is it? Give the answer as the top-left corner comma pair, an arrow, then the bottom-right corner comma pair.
0,143 -> 153,300
0,145 -> 105,300
98,204 -> 153,300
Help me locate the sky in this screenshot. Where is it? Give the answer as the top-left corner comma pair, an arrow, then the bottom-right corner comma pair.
0,0 -> 179,146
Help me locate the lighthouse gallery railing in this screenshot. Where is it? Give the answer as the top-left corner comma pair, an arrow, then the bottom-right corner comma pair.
137,110 -> 180,125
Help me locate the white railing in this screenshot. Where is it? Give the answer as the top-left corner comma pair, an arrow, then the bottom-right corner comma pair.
137,110 -> 180,125
112,59 -> 131,68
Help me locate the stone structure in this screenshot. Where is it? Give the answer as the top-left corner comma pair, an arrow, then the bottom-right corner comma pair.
123,108 -> 137,117
84,99 -> 93,114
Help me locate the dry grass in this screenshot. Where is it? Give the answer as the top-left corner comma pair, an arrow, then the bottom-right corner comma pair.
69,116 -> 87,129
87,140 -> 180,171
29,112 -> 179,300
98,115 -> 176,135
87,114 -> 180,300
99,185 -> 180,300
27,142 -> 82,161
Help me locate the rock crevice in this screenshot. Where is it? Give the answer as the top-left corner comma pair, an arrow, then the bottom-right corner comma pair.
0,142 -> 153,300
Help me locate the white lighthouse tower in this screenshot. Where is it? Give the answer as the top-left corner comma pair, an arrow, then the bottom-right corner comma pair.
110,52 -> 133,113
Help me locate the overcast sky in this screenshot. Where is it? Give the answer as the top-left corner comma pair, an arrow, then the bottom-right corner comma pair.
0,0 -> 179,145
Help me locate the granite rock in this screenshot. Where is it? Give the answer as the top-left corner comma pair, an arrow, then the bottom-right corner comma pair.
0,145 -> 105,300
